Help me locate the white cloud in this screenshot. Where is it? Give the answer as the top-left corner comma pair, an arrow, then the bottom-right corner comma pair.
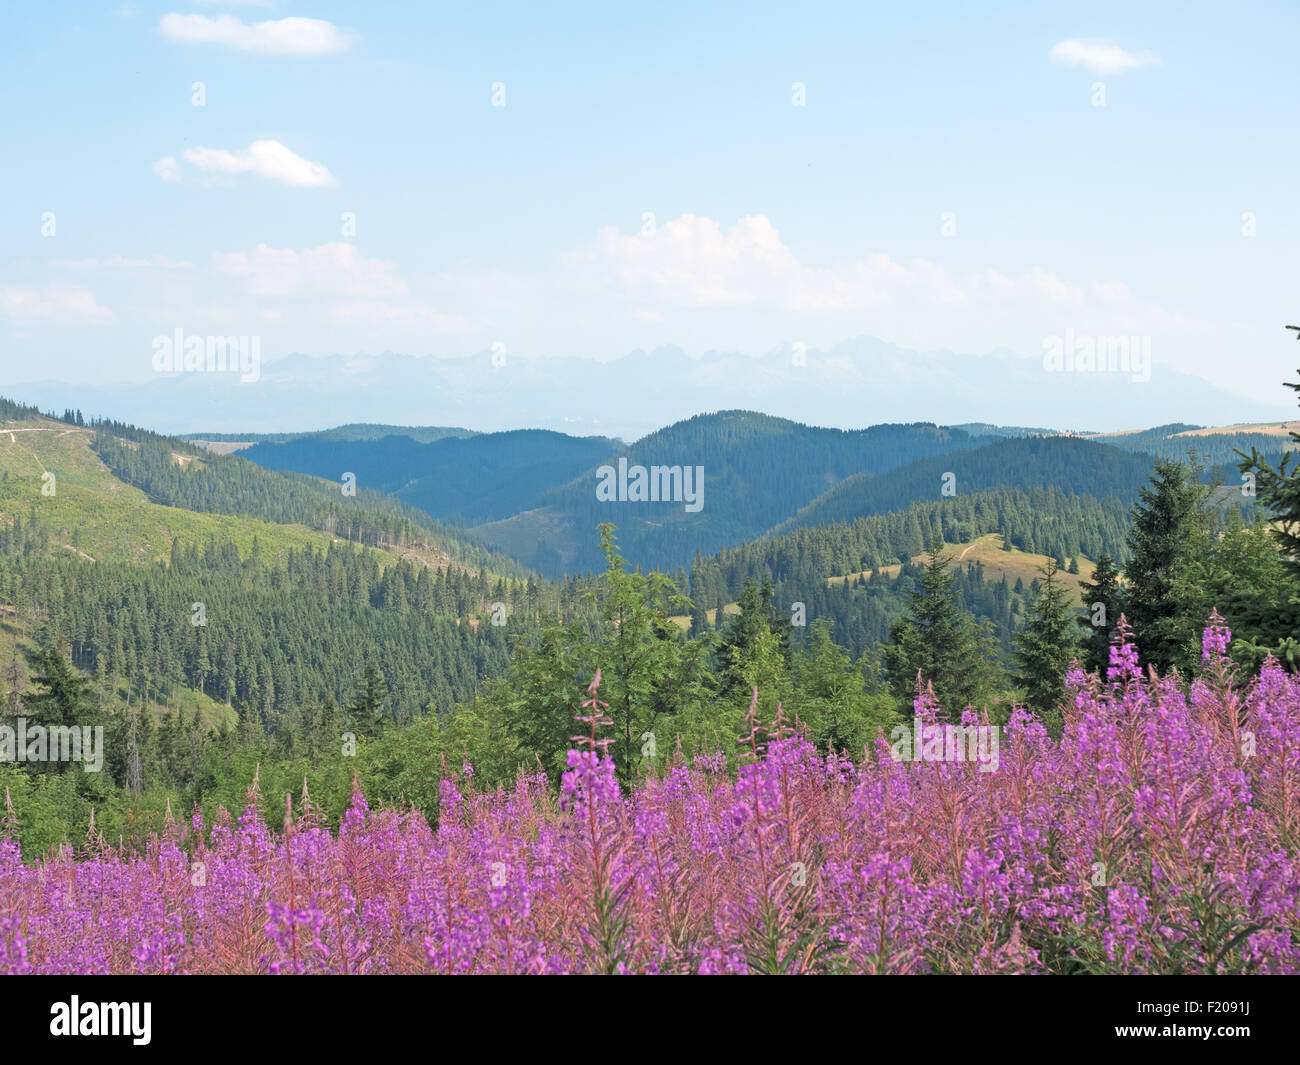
1049,39 -> 1158,76
577,214 -> 801,307
330,301 -> 476,334
0,284 -> 114,324
573,214 -> 971,312
569,213 -> 1198,352
158,14 -> 354,55
207,244 -> 479,335
165,140 -> 335,188
53,255 -> 195,270
212,243 -> 406,298
152,156 -> 181,183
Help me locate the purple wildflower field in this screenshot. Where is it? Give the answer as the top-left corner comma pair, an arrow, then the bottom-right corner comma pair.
2,615 -> 1297,975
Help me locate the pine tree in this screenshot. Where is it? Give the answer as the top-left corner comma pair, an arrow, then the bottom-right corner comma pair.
688,596 -> 709,636
1238,366 -> 1300,668
1125,459 -> 1211,673
1075,553 -> 1124,673
126,708 -> 143,795
1013,558 -> 1078,728
1175,507 -> 1300,672
21,641 -> 98,774
586,524 -> 710,782
716,579 -> 791,705
345,662 -> 388,737
883,541 -> 1000,718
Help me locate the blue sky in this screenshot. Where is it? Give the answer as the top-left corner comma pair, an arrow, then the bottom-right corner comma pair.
2,1 -> 1298,426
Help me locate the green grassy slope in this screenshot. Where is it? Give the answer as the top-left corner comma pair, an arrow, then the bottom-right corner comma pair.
0,416 -> 462,570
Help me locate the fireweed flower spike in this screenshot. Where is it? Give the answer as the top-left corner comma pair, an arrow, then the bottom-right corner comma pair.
1202,608 -> 1232,662
573,669 -> 615,755
0,621 -> 1298,975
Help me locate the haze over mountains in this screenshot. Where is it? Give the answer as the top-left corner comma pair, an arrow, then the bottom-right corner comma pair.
10,336 -> 1289,439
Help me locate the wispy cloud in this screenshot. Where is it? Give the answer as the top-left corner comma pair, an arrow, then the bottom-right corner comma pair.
212,243 -> 407,299
0,284 -> 114,324
52,255 -> 195,271
567,213 -> 1205,347
152,156 -> 181,184
1049,38 -> 1158,76
209,243 -> 476,334
155,140 -> 336,188
158,14 -> 355,55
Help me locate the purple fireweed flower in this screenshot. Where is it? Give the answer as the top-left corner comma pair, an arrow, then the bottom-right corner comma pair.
1202,608 -> 1232,662
0,628 -> 1296,975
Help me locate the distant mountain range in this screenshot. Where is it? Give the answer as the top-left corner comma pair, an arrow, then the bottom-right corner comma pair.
6,336 -> 1291,439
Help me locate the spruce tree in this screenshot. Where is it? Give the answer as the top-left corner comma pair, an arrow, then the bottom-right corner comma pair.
345,662 -> 388,737
1239,369 -> 1300,572
1124,459 -> 1211,673
883,541 -> 1000,718
21,640 -> 98,775
717,579 -> 790,704
1075,553 -> 1124,673
1013,558 -> 1078,727
1238,366 -> 1300,668
688,596 -> 709,636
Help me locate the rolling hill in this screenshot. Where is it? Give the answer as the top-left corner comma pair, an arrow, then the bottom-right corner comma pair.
240,429 -> 619,526
472,412 -> 983,574
0,398 -> 564,731
220,408 -> 1285,578
769,435 -> 1157,536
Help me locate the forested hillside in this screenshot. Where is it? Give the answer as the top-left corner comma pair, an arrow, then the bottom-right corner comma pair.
0,540 -> 573,730
476,412 -> 982,573
0,404 -> 591,736
1088,423 -> 1296,466
243,429 -> 619,526
769,436 -> 1155,535
683,487 -> 1127,659
692,486 -> 1130,601
90,421 -> 527,576
206,407 -> 1292,581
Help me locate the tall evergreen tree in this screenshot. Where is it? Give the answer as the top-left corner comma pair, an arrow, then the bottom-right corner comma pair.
689,595 -> 709,636
1013,558 -> 1078,728
1124,459 -> 1211,673
1238,366 -> 1300,669
1075,553 -> 1124,673
21,640 -> 98,774
883,541 -> 1000,718
583,524 -> 711,783
345,662 -> 388,737
716,579 -> 791,705
1239,369 -> 1300,573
